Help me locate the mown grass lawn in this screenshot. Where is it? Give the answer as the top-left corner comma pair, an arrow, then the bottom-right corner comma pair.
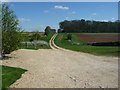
55,33 -> 119,56
1,65 -> 27,89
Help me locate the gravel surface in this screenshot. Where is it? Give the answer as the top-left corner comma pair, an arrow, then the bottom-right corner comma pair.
1,34 -> 118,88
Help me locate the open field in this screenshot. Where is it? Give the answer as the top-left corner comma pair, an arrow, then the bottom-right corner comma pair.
1,65 -> 27,89
21,32 -> 54,42
76,33 -> 120,43
21,32 -> 44,41
54,33 -> 119,56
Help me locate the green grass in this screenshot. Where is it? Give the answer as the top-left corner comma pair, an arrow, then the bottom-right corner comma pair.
55,33 -> 119,56
39,32 -> 55,42
1,65 -> 27,89
21,32 -> 54,43
20,32 -> 55,49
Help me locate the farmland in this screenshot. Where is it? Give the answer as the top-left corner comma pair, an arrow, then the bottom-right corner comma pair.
54,33 -> 119,56
21,32 -> 54,42
76,33 -> 120,43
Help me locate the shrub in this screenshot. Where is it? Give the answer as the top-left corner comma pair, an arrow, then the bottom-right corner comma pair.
67,34 -> 72,40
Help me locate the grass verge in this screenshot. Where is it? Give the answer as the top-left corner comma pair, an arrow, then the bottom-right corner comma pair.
40,32 -> 55,42
54,33 -> 119,56
1,65 -> 27,89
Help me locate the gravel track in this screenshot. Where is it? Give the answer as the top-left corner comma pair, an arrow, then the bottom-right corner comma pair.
1,34 -> 118,88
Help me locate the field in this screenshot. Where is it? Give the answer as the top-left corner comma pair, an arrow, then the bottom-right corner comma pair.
1,65 -> 27,89
76,33 -> 120,43
54,33 -> 119,56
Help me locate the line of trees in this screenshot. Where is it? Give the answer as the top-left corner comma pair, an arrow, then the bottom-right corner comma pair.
1,4 -> 21,58
59,19 -> 120,33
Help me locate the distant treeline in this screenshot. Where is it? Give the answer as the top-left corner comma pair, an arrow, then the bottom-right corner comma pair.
58,19 -> 120,33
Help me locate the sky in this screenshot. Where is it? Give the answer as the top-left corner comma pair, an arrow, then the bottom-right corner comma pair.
8,2 -> 118,32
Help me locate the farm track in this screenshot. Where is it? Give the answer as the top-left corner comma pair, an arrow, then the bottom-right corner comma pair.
49,33 -> 59,49
1,33 -> 118,88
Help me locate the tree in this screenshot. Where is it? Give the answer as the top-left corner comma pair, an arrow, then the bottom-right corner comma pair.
58,19 -> 119,33
44,26 -> 51,36
1,4 -> 21,55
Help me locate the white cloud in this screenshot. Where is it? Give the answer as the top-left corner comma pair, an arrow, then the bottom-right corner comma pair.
71,11 -> 76,14
111,18 -> 116,22
0,0 -> 8,2
101,20 -> 108,22
90,19 -> 109,22
65,17 -> 69,20
44,10 -> 49,13
19,18 -> 31,22
92,13 -> 97,16
54,5 -> 69,10
98,20 -> 109,22
69,11 -> 76,14
40,25 -> 44,27
111,18 -> 115,20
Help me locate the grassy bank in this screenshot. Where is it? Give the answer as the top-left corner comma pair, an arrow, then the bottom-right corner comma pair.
20,32 -> 55,49
39,32 -> 55,42
1,65 -> 27,89
54,33 -> 119,56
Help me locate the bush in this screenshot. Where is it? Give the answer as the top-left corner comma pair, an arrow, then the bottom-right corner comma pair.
67,34 -> 72,40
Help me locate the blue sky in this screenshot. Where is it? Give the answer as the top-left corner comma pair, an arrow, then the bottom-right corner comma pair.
9,2 -> 118,32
